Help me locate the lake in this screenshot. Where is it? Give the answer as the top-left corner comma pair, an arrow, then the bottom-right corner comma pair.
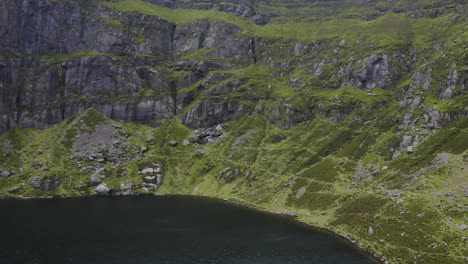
0,196 -> 379,264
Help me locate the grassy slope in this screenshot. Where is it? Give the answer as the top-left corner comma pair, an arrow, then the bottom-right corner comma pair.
1,109 -> 466,264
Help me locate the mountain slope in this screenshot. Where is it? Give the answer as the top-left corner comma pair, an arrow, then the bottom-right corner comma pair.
0,0 -> 467,263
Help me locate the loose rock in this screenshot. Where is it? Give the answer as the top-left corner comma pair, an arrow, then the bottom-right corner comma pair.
7,186 -> 22,194
0,171 -> 11,178
89,168 -> 105,186
93,183 -> 111,195
28,176 -> 44,189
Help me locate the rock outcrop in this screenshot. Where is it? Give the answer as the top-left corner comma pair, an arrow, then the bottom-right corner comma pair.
1,0 -> 466,133
28,176 -> 60,192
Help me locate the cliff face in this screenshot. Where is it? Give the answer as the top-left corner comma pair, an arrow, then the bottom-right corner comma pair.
1,0 -> 466,133
0,1 -> 467,263
0,0 -> 177,131
0,0 -> 261,132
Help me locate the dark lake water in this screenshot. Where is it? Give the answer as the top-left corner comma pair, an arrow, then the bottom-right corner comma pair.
0,196 -> 378,264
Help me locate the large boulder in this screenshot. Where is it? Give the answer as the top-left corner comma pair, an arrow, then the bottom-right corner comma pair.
28,176 -> 44,189
28,176 -> 60,191
42,176 -> 61,192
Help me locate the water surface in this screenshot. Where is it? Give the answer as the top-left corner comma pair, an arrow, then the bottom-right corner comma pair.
0,196 -> 378,264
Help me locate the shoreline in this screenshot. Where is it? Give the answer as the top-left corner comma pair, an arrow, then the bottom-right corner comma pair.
1,192 -> 385,263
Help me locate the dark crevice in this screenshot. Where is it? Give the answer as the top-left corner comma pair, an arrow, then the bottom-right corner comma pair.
13,92 -> 20,125
170,23 -> 177,63
169,23 -> 179,116
251,37 -> 257,64
169,80 -> 178,116
58,65 -> 66,121
14,67 -> 26,125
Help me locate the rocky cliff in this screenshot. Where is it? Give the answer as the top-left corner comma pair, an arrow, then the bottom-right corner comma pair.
0,0 -> 467,263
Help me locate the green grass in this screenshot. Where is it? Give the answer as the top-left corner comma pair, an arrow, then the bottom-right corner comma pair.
101,0 -> 252,29
102,0 -> 420,46
39,50 -> 109,64
1,109 -> 467,264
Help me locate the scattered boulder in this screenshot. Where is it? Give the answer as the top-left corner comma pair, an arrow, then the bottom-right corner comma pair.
182,140 -> 191,146
217,167 -> 245,182
400,135 -> 413,150
140,147 -> 148,154
368,227 -> 375,235
428,243 -> 438,249
432,153 -> 449,167
168,140 -> 178,147
0,170 -> 11,178
141,183 -> 158,192
42,176 -> 60,191
27,176 -> 60,191
139,163 -> 164,190
191,126 -> 224,144
7,186 -> 22,194
30,161 -> 46,169
296,187 -> 306,199
121,182 -> 136,196
141,168 -> 154,174
28,176 -> 44,189
89,168 -> 105,186
93,183 -> 111,195
244,171 -> 256,181
146,135 -> 154,143
216,167 -> 231,180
